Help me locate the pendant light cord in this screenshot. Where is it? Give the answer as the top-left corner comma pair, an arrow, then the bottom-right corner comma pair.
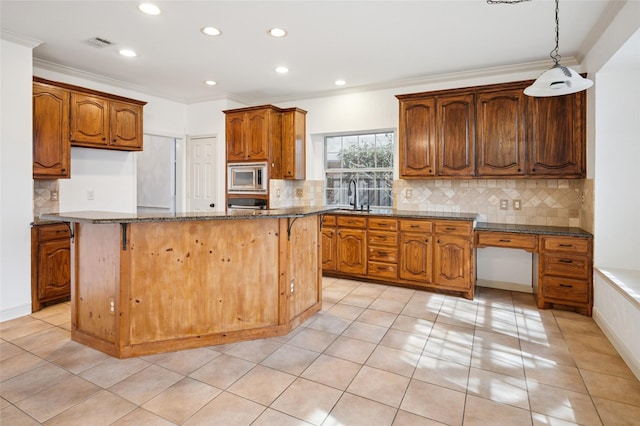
550,0 -> 561,65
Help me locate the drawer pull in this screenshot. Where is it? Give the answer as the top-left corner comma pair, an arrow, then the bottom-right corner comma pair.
378,251 -> 387,256
559,283 -> 573,288
559,244 -> 574,248
410,225 -> 420,228
446,227 -> 456,231
499,239 -> 511,242
559,259 -> 574,264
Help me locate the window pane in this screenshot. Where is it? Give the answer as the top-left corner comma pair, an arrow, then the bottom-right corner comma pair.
325,131 -> 394,208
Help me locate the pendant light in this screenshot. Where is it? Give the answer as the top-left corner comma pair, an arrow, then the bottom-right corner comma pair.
524,0 -> 593,97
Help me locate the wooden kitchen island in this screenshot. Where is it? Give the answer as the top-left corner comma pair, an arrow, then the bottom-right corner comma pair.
41,208 -> 332,358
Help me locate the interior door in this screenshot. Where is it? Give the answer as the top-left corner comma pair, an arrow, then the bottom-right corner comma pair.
137,134 -> 176,213
187,135 -> 218,212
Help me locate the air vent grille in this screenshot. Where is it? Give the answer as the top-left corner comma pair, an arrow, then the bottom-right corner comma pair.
87,37 -> 114,48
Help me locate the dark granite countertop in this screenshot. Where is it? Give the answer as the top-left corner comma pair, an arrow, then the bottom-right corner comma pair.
326,208 -> 479,222
475,222 -> 593,238
40,207 -> 339,224
32,217 -> 68,226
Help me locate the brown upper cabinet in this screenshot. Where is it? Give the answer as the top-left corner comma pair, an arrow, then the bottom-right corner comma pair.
397,79 -> 586,179
70,93 -> 144,150
476,88 -> 526,176
224,105 -> 307,180
281,108 -> 307,180
32,77 -> 146,174
33,81 -> 71,179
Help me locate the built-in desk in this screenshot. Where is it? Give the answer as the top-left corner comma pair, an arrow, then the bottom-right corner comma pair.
475,223 -> 593,316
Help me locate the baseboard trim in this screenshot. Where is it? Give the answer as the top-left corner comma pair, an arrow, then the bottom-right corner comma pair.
476,278 -> 533,293
0,303 -> 31,322
593,306 -> 640,381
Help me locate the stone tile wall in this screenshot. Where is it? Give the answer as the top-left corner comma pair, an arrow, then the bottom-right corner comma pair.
269,180 -> 325,208
393,179 -> 584,227
33,179 -> 59,218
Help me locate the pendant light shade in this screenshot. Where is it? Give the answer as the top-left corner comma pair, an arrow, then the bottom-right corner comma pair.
524,63 -> 593,97
524,0 -> 593,97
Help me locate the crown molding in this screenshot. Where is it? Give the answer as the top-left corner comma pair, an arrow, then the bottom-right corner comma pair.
1,30 -> 42,48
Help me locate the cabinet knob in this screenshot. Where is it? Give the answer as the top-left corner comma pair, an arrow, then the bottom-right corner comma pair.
425,239 -> 429,243
102,137 -> 106,141
517,168 -> 521,172
61,168 -> 66,172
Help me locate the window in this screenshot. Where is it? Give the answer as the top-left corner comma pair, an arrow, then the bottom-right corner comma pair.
325,132 -> 393,208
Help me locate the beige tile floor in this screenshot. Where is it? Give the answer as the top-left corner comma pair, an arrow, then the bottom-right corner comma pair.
2,277 -> 640,425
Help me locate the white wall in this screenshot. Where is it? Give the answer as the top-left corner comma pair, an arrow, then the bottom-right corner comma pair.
0,38 -> 38,320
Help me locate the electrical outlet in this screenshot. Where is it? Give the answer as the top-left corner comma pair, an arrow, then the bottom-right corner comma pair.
513,199 -> 522,210
290,279 -> 295,293
406,189 -> 412,199
276,188 -> 281,198
295,188 -> 304,197
500,199 -> 509,210
50,190 -> 59,201
109,298 -> 115,315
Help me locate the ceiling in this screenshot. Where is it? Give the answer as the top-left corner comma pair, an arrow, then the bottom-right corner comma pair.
0,0 -> 619,105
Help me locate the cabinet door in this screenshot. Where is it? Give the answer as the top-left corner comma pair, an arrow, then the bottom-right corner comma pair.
399,98 -> 436,177
527,92 -> 585,177
436,94 -> 475,176
70,93 -> 109,146
476,89 -> 526,176
38,239 -> 71,301
281,108 -> 306,179
246,109 -> 269,160
336,229 -> 367,275
33,83 -> 70,179
110,101 -> 143,150
398,232 -> 432,283
226,112 -> 246,161
433,234 -> 472,290
321,228 -> 337,271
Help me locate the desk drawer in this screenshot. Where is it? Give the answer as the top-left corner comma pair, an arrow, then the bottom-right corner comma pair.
541,236 -> 590,253
542,254 -> 590,279
476,232 -> 537,251
434,221 -> 473,236
541,276 -> 589,303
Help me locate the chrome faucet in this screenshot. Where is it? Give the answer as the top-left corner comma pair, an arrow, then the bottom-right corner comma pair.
348,179 -> 357,210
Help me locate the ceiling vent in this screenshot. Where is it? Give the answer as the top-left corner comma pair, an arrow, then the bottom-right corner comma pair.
86,37 -> 115,48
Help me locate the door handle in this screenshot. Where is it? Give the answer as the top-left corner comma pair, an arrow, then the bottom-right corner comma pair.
209,203 -> 215,208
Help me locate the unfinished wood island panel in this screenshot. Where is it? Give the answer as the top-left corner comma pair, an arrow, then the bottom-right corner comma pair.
65,214 -> 322,358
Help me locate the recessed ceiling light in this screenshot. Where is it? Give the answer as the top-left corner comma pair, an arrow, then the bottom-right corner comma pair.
268,28 -> 287,38
138,3 -> 161,15
275,66 -> 289,74
334,80 -> 346,86
204,80 -> 217,86
201,27 -> 222,36
119,49 -> 137,58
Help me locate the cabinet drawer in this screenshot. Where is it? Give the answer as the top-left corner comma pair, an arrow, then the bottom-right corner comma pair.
541,276 -> 589,304
368,231 -> 397,246
322,215 -> 337,227
476,231 -> 537,251
434,221 -> 473,236
399,220 -> 432,233
37,224 -> 71,241
337,216 -> 367,229
541,236 -> 590,253
367,262 -> 398,279
542,254 -> 590,279
368,247 -> 398,263
368,217 -> 398,231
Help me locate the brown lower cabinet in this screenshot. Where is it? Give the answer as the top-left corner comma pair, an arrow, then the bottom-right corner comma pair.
322,213 -> 475,299
31,223 -> 71,312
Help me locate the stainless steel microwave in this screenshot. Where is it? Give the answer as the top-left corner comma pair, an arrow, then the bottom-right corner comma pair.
227,162 -> 268,194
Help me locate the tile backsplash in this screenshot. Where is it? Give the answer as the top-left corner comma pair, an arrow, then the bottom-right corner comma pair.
394,179 -> 583,227
33,179 -> 60,218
